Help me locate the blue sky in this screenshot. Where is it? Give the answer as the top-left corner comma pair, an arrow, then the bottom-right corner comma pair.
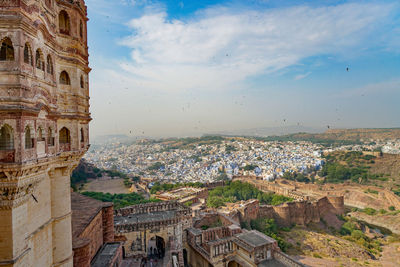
85,0 -> 400,137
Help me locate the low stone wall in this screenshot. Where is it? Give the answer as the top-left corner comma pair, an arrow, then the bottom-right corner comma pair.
114,201 -> 183,216
193,212 -> 239,229
274,251 -> 308,267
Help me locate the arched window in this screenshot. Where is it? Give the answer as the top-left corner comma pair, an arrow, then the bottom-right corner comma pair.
59,71 -> 70,85
59,127 -> 70,144
80,75 -> 84,88
79,20 -> 83,39
80,128 -> 84,142
46,55 -> 53,74
37,127 -> 44,141
25,126 -> 33,149
59,11 -> 70,35
0,37 -> 14,61
35,49 -> 45,71
0,124 -> 14,150
24,43 -> 33,65
48,127 -> 54,146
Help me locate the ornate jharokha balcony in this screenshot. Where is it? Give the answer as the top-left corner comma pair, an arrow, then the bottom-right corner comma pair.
0,149 -> 15,163
59,143 -> 71,152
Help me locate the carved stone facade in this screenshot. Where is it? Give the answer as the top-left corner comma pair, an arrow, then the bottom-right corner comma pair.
0,1 -> 90,266
186,218 -> 306,267
114,201 -> 192,266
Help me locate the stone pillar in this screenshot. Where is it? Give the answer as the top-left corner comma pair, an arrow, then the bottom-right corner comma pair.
102,204 -> 114,243
72,239 -> 91,267
0,203 -> 30,267
49,167 -> 73,267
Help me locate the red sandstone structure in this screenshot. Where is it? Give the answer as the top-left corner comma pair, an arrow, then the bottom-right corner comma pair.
186,212 -> 306,267
71,192 -> 122,267
231,176 -> 345,227
0,1 -> 91,266
114,201 -> 193,266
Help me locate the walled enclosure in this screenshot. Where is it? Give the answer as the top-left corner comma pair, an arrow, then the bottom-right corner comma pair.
114,201 -> 192,265
0,1 -> 90,267
231,177 -> 344,227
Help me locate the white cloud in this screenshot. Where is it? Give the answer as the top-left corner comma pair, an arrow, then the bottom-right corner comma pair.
113,2 -> 394,92
294,72 -> 311,80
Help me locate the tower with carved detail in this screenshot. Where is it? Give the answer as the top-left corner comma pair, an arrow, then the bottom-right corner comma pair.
0,0 -> 90,266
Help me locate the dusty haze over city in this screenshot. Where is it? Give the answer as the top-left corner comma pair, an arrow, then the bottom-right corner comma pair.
86,0 -> 400,138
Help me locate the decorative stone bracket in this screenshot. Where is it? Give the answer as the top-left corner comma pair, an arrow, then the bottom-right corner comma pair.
0,165 -> 48,209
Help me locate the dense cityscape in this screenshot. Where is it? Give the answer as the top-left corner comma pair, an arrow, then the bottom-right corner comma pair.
84,136 -> 400,183
1,0 -> 399,266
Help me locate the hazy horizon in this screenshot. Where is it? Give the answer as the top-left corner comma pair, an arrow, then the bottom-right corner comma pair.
86,0 -> 400,139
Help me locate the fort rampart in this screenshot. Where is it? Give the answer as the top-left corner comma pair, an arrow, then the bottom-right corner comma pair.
258,196 -> 344,227
231,176 -> 344,227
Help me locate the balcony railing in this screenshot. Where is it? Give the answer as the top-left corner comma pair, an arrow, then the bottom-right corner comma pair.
59,143 -> 71,152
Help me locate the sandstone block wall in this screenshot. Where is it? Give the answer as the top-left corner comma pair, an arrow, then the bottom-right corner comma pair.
102,205 -> 114,243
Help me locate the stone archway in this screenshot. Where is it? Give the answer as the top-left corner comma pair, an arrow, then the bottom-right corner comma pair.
228,260 -> 242,267
147,236 -> 165,259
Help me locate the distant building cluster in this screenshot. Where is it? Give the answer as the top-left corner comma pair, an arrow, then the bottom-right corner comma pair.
325,139 -> 400,154
85,139 -> 323,183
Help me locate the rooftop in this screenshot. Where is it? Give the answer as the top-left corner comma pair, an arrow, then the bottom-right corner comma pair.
71,192 -> 112,240
114,210 -> 177,225
236,230 -> 275,248
91,242 -> 121,267
258,259 -> 287,267
187,227 -> 202,236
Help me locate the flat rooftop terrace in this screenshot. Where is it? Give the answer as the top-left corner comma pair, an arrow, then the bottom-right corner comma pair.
114,210 -> 177,225
91,242 -> 121,267
236,230 -> 275,248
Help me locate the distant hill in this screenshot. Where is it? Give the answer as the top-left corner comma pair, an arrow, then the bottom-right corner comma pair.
91,128 -> 400,145
262,128 -> 400,143
321,128 -> 400,141
209,125 -> 323,137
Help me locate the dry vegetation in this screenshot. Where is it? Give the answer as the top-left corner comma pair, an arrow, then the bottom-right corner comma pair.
83,178 -> 130,194
369,153 -> 400,188
283,222 -> 400,267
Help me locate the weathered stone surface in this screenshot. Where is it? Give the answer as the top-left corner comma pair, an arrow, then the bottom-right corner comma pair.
0,1 -> 90,266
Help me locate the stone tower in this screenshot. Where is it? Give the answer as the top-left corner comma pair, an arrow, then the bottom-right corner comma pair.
0,0 -> 90,266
